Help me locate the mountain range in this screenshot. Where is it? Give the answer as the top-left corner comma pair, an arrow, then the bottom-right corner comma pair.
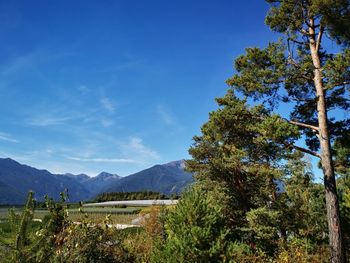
0,158 -> 193,204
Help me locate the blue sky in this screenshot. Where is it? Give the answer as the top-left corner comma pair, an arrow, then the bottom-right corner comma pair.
0,0 -> 284,176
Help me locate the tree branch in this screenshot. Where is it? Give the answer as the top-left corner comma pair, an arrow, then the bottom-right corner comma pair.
316,25 -> 324,53
301,28 -> 311,36
286,119 -> 319,132
288,37 -> 307,45
325,81 -> 350,89
288,57 -> 301,68
288,97 -> 314,103
288,143 -> 321,159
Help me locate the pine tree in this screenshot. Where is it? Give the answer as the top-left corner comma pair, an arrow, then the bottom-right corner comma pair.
152,185 -> 231,263
225,1 -> 350,261
187,91 -> 299,234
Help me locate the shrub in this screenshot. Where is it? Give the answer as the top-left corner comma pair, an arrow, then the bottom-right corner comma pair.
152,185 -> 232,263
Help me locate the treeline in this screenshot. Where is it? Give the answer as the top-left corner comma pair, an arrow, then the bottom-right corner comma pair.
94,191 -> 173,202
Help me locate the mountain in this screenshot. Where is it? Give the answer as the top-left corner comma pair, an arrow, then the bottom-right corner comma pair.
0,158 -> 193,204
0,180 -> 24,204
66,172 -> 121,194
0,158 -> 92,204
102,160 -> 193,195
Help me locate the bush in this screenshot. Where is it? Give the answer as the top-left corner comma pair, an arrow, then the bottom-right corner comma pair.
152,185 -> 232,263
55,223 -> 134,263
124,206 -> 165,263
244,207 -> 281,255
275,238 -> 329,263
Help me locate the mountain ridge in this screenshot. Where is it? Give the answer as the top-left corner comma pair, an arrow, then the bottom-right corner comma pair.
0,158 -> 193,204
102,160 -> 193,195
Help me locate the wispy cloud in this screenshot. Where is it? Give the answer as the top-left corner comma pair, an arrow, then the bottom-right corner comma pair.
0,132 -> 19,143
78,84 -> 89,93
100,97 -> 115,113
1,52 -> 36,76
0,49 -> 78,77
26,114 -> 75,127
101,118 -> 114,127
65,156 -> 135,163
156,105 -> 175,125
25,105 -> 92,127
123,136 -> 160,160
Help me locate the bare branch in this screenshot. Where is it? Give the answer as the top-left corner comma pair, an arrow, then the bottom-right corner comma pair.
288,97 -> 314,103
301,28 -> 311,36
288,57 -> 301,68
316,25 -> 324,52
298,74 -> 314,81
286,119 -> 319,132
288,143 -> 321,159
288,37 -> 307,45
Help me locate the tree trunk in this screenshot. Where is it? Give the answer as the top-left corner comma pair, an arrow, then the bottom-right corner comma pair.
308,20 -> 345,263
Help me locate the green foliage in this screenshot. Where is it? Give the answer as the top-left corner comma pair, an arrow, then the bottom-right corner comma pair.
0,191 -> 139,262
337,174 -> 350,254
265,0 -> 350,45
275,237 -> 329,263
152,185 -> 232,263
277,153 -> 328,243
187,91 -> 298,233
224,1 -> 350,260
226,2 -> 350,152
334,130 -> 350,177
1,1 -> 349,262
244,207 -> 281,254
226,41 -> 287,107
54,222 -> 134,262
185,1 -> 350,260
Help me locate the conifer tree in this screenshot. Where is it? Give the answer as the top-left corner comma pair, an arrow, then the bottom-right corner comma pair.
152,185 -> 231,263
224,1 -> 350,261
187,91 -> 299,233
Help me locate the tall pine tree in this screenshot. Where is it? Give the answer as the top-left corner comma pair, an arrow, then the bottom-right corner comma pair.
226,1 -> 350,262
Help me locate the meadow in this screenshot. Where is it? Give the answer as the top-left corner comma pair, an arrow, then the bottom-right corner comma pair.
0,205 -> 141,225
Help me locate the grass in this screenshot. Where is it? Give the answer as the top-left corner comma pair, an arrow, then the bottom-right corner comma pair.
68,213 -> 138,224
0,220 -> 42,247
0,205 -> 143,257
0,206 -> 142,225
0,221 -> 14,245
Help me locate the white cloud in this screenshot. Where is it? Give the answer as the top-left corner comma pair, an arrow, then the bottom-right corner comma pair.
25,107 -> 90,127
1,50 -> 78,77
101,118 -> 114,127
65,156 -> 135,163
123,137 -> 160,160
100,97 -> 115,113
156,105 -> 175,125
1,52 -> 37,76
26,114 -> 74,127
0,132 -> 19,143
78,84 -> 89,93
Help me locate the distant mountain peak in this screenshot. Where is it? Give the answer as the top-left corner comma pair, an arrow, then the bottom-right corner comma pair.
0,157 -> 192,204
102,159 -> 193,196
0,157 -> 92,204
63,173 -> 90,180
96,172 -> 120,179
164,160 -> 186,170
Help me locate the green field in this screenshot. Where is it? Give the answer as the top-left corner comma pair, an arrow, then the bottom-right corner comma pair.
0,206 -> 141,225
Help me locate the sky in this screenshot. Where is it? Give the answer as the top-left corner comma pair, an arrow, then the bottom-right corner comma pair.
0,0 -> 285,176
